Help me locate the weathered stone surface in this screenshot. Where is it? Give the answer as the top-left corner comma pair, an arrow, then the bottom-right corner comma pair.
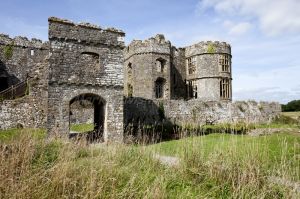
124,98 -> 281,126
47,18 -> 125,142
124,35 -> 232,102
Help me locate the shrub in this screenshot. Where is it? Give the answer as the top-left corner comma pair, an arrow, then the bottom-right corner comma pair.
282,100 -> 300,112
3,42 -> 14,60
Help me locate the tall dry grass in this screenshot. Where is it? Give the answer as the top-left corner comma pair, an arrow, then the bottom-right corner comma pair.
0,128 -> 299,198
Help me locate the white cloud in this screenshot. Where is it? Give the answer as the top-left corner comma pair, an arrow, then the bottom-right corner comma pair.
223,20 -> 252,35
197,0 -> 300,36
233,65 -> 300,103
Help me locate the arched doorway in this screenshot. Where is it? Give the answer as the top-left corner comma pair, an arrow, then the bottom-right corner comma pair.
69,93 -> 105,141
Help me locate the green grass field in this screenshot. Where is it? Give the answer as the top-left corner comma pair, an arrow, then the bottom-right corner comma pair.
70,123 -> 94,132
1,116 -> 300,198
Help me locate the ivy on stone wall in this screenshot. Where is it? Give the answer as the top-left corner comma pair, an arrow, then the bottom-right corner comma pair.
207,43 -> 215,53
3,42 -> 14,60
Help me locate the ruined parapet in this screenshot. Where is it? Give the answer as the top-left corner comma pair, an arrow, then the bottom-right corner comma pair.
185,41 -> 231,57
48,17 -> 125,48
0,33 -> 48,49
124,34 -> 171,59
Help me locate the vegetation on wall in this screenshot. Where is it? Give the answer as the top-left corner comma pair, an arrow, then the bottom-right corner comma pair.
3,42 -> 14,60
282,100 -> 300,112
207,43 -> 215,53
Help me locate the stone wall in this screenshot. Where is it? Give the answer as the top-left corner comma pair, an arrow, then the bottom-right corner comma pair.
0,34 -> 49,89
124,97 -> 281,126
70,100 -> 93,124
47,17 -> 125,142
0,59 -> 49,129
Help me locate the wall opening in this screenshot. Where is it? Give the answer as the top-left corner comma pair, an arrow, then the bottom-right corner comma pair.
187,80 -> 197,99
156,58 -> 166,73
69,93 -> 105,141
187,56 -> 196,75
155,78 -> 165,99
219,54 -> 230,72
220,78 -> 230,100
0,77 -> 8,92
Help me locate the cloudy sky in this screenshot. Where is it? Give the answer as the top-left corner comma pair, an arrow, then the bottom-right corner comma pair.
1,0 -> 299,103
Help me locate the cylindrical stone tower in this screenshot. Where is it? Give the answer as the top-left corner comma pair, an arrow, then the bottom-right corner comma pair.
185,41 -> 232,101
124,34 -> 172,99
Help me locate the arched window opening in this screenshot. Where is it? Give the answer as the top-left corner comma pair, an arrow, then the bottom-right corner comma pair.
69,93 -> 105,142
156,58 -> 166,73
80,52 -> 100,67
155,78 -> 165,99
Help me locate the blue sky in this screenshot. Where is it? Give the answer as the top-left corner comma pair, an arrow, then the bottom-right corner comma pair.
1,0 -> 300,103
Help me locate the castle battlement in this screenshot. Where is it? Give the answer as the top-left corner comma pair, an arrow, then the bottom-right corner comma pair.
125,34 -> 171,59
48,17 -> 125,47
185,40 -> 231,57
0,33 -> 48,49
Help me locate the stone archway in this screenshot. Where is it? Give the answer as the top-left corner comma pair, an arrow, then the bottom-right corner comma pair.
47,17 -> 125,143
69,93 -> 105,140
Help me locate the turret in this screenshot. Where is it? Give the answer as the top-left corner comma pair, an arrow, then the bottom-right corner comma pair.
184,41 -> 232,101
124,34 -> 172,99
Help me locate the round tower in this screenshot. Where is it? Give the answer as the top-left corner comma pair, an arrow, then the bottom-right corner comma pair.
124,34 -> 172,99
184,41 -> 232,101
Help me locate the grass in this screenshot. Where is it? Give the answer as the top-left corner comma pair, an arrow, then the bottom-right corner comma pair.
148,132 -> 300,178
282,111 -> 300,120
0,128 -> 45,141
0,127 -> 299,198
70,123 -> 94,132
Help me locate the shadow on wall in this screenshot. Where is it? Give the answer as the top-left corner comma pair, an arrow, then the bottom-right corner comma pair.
171,65 -> 187,99
124,97 -> 175,143
0,59 -> 21,92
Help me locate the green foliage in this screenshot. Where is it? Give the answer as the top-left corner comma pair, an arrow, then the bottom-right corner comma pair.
207,43 -> 215,53
32,140 -> 63,168
3,42 -> 14,60
282,100 -> 300,112
158,102 -> 165,121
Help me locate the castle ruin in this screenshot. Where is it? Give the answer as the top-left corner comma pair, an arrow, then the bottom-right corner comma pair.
0,17 -> 281,142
